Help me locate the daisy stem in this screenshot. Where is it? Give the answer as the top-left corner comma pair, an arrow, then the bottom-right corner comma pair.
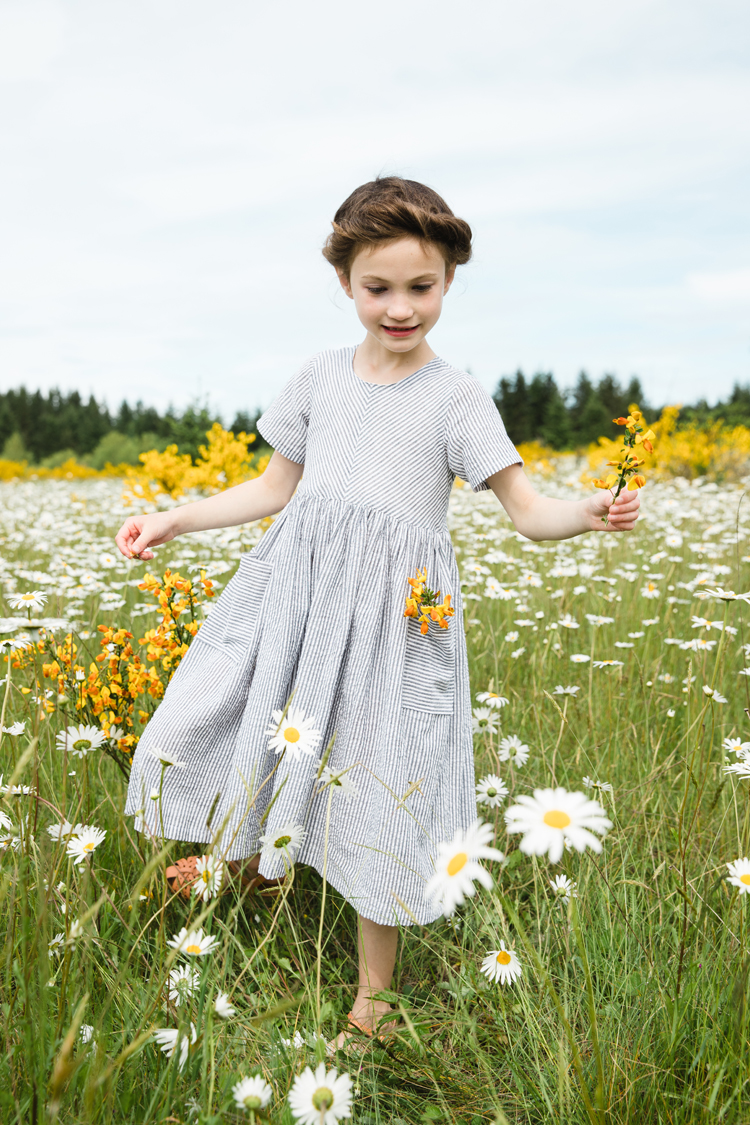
499,892 -> 600,1125
315,784 -> 335,1027
570,897 -> 605,1123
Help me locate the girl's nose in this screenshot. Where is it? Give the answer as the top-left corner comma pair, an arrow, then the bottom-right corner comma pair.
386,297 -> 414,321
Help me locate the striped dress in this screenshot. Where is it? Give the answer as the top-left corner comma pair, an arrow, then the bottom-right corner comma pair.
124,346 -> 521,925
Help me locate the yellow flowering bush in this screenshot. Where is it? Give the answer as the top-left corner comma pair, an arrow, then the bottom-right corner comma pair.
123,423 -> 270,502
587,404 -> 750,482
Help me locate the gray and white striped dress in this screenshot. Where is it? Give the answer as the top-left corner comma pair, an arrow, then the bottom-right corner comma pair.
124,346 -> 521,925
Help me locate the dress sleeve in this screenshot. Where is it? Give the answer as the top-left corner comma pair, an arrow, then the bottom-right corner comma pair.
445,378 -> 523,492
255,360 -> 313,464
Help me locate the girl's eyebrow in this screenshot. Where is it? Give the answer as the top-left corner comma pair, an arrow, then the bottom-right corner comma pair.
360,272 -> 440,283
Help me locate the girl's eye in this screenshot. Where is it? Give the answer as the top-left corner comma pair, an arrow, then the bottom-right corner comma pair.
413,284 -> 433,293
366,287 -> 386,294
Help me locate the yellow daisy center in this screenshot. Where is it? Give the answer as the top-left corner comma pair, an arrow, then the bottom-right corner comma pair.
447,852 -> 468,876
740,874 -> 750,885
487,692 -> 498,698
185,943 -> 202,954
83,842 -> 95,851
543,810 -> 572,829
496,950 -> 512,965
284,726 -> 300,743
312,1086 -> 334,1112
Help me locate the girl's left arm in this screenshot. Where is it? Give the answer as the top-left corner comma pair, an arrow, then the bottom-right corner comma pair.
486,463 -> 640,542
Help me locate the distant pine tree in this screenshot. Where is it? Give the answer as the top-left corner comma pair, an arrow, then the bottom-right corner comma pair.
493,372 -> 532,444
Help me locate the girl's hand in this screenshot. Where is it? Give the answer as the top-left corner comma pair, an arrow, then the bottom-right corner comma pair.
585,487 -> 641,532
115,512 -> 178,560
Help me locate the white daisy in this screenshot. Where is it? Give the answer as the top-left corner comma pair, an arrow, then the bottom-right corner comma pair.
504,631 -> 519,643
0,810 -> 12,832
2,721 -> 25,736
724,738 -> 750,757
558,614 -> 580,630
233,1074 -> 273,1112
549,873 -> 577,903
79,1024 -> 95,1044
510,647 -> 526,659
472,706 -> 499,735
570,654 -> 590,663
505,787 -> 612,863
192,854 -> 224,902
165,965 -> 200,1007
66,826 -> 106,865
475,691 -> 509,709
628,631 -> 645,638
146,747 -> 186,769
498,735 -> 530,767
265,706 -> 322,762
214,991 -> 236,1019
287,1062 -> 353,1125
641,584 -> 660,599
642,617 -> 660,626
724,761 -> 750,779
7,590 -> 47,612
697,587 -> 750,602
480,941 -> 523,985
585,614 -> 615,626
258,822 -> 306,866
726,857 -> 750,894
582,777 -> 613,793
593,660 -> 624,669
56,724 -> 107,759
424,819 -> 504,916
318,766 -> 359,800
167,927 -> 220,957
476,775 -> 509,808
614,642 -> 634,649
48,932 -> 65,956
152,1024 -> 197,1072
703,685 -> 727,703
552,685 -> 580,696
667,709 -> 676,717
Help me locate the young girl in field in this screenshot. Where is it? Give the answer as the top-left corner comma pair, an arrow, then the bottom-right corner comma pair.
115,176 -> 640,1048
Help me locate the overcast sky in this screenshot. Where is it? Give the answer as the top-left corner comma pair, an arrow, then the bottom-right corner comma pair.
1,0 -> 749,420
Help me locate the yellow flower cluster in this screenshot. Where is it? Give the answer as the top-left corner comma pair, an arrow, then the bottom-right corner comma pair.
404,567 -> 455,635
591,409 -> 656,497
123,423 -> 270,503
7,568 -> 214,776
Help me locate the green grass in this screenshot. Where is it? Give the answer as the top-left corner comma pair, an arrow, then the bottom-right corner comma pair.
1,473 -> 750,1123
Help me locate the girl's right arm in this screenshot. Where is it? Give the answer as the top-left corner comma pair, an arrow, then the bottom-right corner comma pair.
114,450 -> 303,561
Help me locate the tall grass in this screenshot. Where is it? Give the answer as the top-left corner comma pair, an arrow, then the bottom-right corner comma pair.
1,472 -> 749,1123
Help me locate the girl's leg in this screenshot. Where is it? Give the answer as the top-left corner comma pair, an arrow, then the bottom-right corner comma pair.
349,915 -> 398,1028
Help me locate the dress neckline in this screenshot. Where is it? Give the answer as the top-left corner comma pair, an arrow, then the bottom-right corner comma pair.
348,345 -> 444,388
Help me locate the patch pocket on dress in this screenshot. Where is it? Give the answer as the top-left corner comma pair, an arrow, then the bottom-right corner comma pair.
401,618 -> 455,714
196,555 -> 273,661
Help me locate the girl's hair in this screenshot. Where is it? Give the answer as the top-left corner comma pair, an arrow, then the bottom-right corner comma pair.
322,176 -> 472,275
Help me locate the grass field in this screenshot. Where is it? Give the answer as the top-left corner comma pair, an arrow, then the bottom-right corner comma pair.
1,466 -> 750,1124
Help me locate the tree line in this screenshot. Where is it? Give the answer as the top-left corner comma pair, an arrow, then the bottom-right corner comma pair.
1,374 -> 749,467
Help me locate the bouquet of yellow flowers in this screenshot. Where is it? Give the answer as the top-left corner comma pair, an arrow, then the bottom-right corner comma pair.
404,567 -> 455,635
592,409 -> 656,524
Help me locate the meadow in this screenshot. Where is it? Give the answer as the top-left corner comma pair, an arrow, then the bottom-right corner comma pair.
1,458 -> 750,1124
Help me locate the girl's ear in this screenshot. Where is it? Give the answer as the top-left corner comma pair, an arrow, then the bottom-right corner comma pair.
443,264 -> 456,295
336,268 -> 354,299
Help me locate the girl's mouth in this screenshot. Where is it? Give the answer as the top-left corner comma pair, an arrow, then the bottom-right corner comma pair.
382,325 -> 419,337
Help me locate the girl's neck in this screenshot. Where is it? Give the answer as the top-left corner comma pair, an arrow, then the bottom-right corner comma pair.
352,334 -> 437,386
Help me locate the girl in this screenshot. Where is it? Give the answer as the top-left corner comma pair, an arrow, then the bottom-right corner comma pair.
115,176 -> 640,1048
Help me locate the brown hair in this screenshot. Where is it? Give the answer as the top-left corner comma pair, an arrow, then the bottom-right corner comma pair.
322,176 -> 472,276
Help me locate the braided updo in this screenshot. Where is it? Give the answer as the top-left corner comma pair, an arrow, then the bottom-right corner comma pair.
322,176 -> 472,276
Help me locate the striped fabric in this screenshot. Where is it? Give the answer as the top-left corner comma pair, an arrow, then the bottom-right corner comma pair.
124,346 -> 522,925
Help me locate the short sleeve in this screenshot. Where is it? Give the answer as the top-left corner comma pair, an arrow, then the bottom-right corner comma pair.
445,378 -> 523,492
255,360 -> 313,464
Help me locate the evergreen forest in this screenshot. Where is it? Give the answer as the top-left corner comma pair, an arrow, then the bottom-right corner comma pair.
0,372 -> 747,467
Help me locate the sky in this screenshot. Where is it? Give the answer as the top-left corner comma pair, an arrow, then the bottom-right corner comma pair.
1,0 -> 749,420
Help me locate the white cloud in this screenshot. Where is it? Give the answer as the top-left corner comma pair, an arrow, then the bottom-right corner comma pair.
688,270 -> 750,303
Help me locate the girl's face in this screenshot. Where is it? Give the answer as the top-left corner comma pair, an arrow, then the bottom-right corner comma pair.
338,237 -> 455,354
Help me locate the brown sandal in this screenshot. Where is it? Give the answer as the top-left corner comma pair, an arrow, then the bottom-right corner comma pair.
346,1012 -> 397,1044
165,856 -> 287,900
